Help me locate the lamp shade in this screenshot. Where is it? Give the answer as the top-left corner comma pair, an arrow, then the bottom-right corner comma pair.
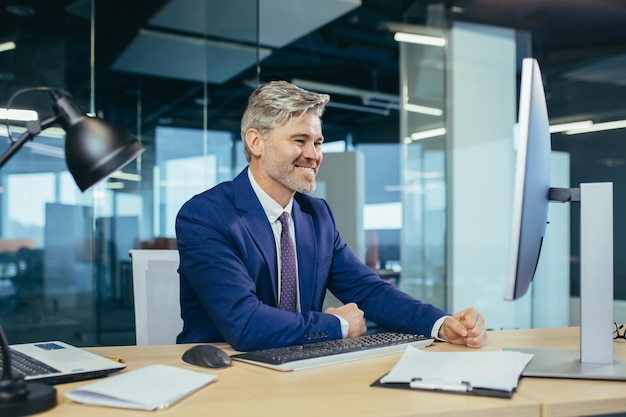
53,95 -> 144,191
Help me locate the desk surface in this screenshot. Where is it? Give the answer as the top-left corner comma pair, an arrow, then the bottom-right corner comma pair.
40,327 -> 626,417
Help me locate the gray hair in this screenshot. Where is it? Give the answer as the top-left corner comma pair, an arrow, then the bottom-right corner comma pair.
241,80 -> 330,161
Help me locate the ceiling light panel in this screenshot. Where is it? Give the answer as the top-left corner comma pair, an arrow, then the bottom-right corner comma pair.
111,29 -> 271,83
149,0 -> 361,48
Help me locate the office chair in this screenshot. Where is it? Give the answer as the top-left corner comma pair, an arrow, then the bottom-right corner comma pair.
129,249 -> 183,345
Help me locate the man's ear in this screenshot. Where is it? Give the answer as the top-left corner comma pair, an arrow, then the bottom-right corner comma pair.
245,128 -> 264,158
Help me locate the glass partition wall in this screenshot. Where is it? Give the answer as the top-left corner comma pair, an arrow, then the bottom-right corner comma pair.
0,2 -> 101,344
398,3 -> 624,331
398,8 -> 569,330
91,1 -> 261,345
1,1 -> 626,346
398,3 -> 448,310
0,0 -> 259,345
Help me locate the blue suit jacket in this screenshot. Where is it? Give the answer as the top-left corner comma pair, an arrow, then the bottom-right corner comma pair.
175,168 -> 448,351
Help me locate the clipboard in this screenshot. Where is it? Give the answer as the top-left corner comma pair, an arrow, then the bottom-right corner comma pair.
371,373 -> 515,399
370,346 -> 533,399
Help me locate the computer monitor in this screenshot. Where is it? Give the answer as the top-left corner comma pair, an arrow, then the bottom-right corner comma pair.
504,58 -> 626,380
503,58 -> 552,302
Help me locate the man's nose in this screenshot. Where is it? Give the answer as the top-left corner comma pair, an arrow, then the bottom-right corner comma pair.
302,142 -> 321,160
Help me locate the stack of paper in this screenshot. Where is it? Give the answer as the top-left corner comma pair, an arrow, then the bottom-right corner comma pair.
65,364 -> 217,410
377,346 -> 533,397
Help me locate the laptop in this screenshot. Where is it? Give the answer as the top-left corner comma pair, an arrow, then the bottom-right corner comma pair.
4,340 -> 126,384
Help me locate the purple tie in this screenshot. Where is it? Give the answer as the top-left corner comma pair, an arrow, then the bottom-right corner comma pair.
278,212 -> 297,312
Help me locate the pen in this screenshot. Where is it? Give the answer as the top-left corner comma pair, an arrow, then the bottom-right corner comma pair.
106,357 -> 126,363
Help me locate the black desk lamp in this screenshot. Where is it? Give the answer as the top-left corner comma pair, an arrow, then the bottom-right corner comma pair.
0,87 -> 144,416
0,87 -> 144,190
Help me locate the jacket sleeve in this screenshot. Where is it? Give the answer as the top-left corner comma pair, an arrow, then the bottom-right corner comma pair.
316,199 -> 449,337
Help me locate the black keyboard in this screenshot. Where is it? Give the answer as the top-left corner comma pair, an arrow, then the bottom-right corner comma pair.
0,348 -> 60,378
231,332 -> 434,371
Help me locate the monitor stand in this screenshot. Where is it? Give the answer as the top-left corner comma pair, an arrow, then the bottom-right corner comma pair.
506,182 -> 626,380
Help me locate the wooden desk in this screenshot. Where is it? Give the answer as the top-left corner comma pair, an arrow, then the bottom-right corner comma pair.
39,327 -> 626,417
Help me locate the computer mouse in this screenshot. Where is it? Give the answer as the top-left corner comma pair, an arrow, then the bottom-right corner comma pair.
182,344 -> 232,369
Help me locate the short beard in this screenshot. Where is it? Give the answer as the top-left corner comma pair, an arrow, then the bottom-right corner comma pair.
271,167 -> 317,194
262,159 -> 317,194
291,177 -> 316,194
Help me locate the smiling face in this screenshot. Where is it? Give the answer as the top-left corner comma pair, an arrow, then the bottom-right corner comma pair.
246,110 -> 324,207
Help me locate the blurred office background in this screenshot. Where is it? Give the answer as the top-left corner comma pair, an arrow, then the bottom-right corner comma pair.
0,0 -> 624,345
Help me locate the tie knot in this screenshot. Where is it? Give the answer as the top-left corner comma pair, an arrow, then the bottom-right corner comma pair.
278,211 -> 290,226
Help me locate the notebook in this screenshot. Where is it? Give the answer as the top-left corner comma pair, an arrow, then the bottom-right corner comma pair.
4,340 -> 126,384
65,364 -> 217,410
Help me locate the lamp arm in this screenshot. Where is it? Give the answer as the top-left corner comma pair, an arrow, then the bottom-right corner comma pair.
0,115 -> 60,170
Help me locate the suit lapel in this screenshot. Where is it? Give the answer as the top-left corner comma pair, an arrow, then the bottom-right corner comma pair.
233,169 -> 279,304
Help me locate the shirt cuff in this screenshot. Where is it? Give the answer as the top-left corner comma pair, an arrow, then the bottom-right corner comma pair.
431,316 -> 448,340
333,314 -> 349,338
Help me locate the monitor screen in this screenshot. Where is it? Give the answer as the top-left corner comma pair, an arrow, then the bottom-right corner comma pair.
503,58 -> 552,301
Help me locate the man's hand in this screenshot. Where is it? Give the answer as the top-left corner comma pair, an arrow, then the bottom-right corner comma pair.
325,303 -> 367,338
438,307 -> 487,348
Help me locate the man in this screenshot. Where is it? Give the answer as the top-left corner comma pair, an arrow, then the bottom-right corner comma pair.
176,80 -> 487,352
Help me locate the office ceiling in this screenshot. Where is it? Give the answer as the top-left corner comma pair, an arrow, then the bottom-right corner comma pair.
1,0 -> 626,145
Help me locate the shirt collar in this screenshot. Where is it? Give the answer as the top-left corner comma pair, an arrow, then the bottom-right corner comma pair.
248,168 -> 294,222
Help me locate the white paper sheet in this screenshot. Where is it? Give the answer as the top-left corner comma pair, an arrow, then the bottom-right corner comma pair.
64,364 -> 217,410
380,346 -> 533,392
